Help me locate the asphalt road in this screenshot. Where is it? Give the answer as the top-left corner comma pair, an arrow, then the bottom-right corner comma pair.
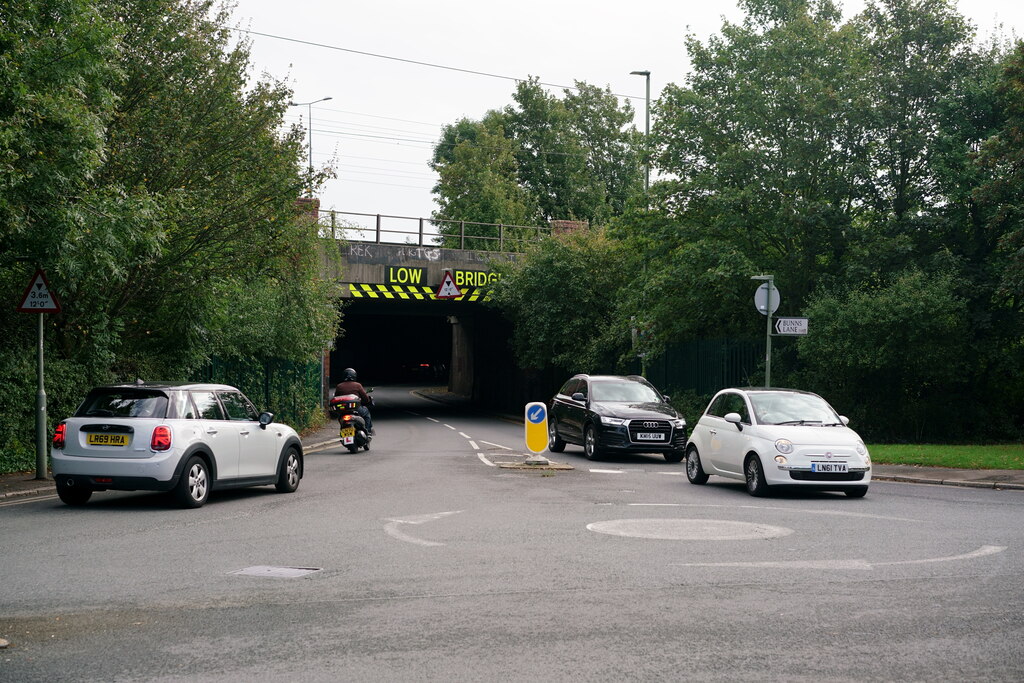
2,386 -> 1023,681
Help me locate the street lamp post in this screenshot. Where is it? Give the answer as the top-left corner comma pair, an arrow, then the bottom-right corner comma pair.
630,70 -> 651,195
288,96 -> 332,193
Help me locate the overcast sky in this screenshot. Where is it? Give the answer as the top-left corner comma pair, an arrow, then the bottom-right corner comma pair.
227,0 -> 1023,229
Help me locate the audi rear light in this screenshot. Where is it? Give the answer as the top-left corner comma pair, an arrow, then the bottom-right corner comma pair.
151,425 -> 172,451
52,422 -> 66,450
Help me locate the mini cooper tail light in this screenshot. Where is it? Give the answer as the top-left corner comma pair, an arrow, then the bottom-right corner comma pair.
151,425 -> 172,451
52,422 -> 66,450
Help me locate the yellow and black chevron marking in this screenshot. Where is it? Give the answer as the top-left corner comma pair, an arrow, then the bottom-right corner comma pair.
347,283 -> 491,302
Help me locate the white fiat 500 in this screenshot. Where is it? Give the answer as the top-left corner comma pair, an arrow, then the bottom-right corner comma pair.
685,388 -> 871,498
51,382 -> 303,508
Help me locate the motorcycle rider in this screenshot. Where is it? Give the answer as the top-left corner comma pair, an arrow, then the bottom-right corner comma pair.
334,367 -> 373,434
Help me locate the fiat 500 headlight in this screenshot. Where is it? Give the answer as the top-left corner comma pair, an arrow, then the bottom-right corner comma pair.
857,441 -> 871,463
601,416 -> 627,426
775,438 -> 794,454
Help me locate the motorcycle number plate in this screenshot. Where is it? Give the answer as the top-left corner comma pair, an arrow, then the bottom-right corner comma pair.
341,427 -> 355,438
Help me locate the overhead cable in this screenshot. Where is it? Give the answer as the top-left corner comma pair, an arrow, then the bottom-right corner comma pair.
230,27 -> 641,101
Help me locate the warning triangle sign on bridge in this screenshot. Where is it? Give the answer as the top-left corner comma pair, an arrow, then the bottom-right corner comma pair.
435,271 -> 463,299
17,269 -> 61,313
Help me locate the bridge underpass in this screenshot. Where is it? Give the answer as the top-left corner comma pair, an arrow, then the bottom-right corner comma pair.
324,241 -> 550,410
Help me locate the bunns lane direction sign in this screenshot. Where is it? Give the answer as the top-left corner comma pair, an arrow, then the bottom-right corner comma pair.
17,269 -> 62,481
774,317 -> 809,336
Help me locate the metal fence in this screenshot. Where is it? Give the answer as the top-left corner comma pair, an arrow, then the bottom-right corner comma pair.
195,357 -> 323,431
315,210 -> 550,252
644,338 -> 761,397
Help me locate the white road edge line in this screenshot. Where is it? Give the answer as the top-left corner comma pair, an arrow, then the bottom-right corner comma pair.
590,469 -> 625,474
478,453 -> 497,467
0,494 -> 59,507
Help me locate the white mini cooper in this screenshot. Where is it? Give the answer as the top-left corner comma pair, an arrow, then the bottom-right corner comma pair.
51,382 -> 303,508
685,388 -> 871,498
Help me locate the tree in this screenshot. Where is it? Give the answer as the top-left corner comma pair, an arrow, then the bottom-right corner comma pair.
0,0 -> 122,471
618,0 -> 873,358
0,0 -> 341,472
796,268 -> 972,440
76,0 -> 339,375
430,78 -> 644,240
489,227 -> 638,372
430,112 -> 542,249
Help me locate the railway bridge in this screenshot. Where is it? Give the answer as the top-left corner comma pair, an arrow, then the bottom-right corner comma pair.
318,211 -> 559,408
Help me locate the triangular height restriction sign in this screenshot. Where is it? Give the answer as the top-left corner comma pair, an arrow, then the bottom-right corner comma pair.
17,269 -> 61,313
435,271 -> 463,299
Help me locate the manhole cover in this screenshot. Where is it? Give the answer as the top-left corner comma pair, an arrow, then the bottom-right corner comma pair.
587,518 -> 794,541
230,565 -> 322,578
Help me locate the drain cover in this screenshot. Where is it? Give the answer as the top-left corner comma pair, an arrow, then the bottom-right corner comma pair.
230,565 -> 322,578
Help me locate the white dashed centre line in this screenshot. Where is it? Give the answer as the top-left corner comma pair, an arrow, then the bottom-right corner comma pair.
426,417 -> 440,423
590,469 -> 625,474
480,440 -> 512,450
459,432 -> 471,439
629,503 -> 683,507
444,424 -> 456,430
468,441 -> 479,450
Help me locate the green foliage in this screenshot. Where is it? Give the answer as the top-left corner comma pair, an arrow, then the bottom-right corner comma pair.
431,78 -> 644,240
198,357 -> 325,431
795,268 -> 972,440
485,0 -> 1023,443
976,42 -> 1024,308
0,0 -> 341,472
868,443 -> 1024,469
488,227 -> 638,372
430,112 -> 542,249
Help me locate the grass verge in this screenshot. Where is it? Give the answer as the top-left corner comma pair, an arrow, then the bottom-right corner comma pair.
868,443 -> 1024,470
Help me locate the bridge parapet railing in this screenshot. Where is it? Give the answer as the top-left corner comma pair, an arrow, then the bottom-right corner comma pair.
316,210 -> 549,253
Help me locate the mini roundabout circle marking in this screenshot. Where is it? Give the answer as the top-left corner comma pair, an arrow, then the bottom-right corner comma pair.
586,518 -> 794,541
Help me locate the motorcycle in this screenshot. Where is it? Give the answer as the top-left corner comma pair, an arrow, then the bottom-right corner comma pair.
328,390 -> 373,453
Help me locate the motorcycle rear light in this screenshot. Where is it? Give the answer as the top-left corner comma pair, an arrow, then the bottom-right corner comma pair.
151,425 -> 172,451
53,422 -> 66,450
342,414 -> 353,422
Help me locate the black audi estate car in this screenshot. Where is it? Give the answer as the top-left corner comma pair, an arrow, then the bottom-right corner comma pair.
547,374 -> 687,462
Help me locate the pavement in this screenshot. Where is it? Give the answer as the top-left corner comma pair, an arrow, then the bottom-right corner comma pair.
4,390 -> 1023,500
